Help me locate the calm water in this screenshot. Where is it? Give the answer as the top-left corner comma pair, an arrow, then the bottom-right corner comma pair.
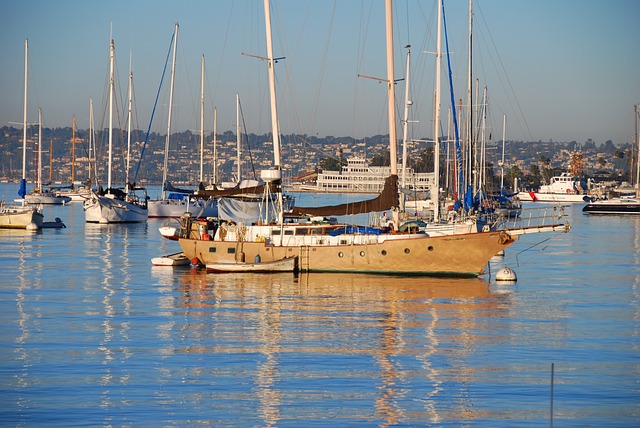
0,184 -> 638,427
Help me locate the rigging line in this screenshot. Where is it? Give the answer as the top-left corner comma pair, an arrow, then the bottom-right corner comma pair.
133,29 -> 175,185
238,97 -> 258,181
511,232 -> 565,266
476,2 -> 532,141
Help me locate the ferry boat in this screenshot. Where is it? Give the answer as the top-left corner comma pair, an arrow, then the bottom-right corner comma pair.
314,157 -> 434,194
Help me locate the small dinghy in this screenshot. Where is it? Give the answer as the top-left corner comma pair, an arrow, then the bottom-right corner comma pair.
206,256 -> 298,273
151,252 -> 191,267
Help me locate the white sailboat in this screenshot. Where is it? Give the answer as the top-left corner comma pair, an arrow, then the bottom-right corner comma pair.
24,109 -> 72,205
83,37 -> 148,224
583,104 -> 640,215
148,25 -> 217,218
176,0 -> 569,276
2,39 -> 44,230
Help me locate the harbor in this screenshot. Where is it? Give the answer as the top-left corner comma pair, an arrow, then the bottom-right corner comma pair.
0,186 -> 638,426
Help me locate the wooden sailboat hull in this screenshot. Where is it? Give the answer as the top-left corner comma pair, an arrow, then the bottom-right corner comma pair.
179,229 -> 516,277
83,192 -> 148,223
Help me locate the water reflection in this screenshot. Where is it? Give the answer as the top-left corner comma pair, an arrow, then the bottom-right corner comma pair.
172,270 -> 509,425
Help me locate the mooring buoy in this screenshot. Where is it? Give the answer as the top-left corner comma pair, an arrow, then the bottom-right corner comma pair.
496,267 -> 517,282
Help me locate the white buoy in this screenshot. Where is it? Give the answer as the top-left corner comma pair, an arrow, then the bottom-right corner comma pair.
26,222 -> 38,231
496,267 -> 517,282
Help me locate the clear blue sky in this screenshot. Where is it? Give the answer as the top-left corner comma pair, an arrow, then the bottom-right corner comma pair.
1,0 -> 639,146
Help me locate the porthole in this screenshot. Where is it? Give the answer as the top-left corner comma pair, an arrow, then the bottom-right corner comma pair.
428,246 -> 434,251
359,251 -> 365,257
404,248 -> 410,254
338,252 -> 344,258
381,250 -> 387,256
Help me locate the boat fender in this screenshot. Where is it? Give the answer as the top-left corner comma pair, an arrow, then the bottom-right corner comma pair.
202,233 -> 210,240
190,257 -> 201,266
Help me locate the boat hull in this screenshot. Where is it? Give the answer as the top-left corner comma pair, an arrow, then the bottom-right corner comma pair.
180,230 -> 516,277
83,193 -> 148,223
517,191 -> 589,203
24,192 -> 71,205
582,198 -> 640,215
206,256 -> 298,273
151,252 -> 191,266
0,207 -> 44,229
148,198 -> 217,218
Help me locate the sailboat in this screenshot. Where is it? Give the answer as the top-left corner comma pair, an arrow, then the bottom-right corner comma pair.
148,24 -> 217,218
24,109 -> 72,205
175,0 -> 569,276
582,104 -> 640,215
83,37 -> 148,224
1,39 -> 44,230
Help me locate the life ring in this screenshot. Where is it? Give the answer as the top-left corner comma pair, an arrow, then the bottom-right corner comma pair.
566,188 -> 572,194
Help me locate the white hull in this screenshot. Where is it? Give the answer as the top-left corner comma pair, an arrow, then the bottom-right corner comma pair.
57,189 -> 91,202
83,193 -> 148,223
0,204 -> 44,229
582,197 -> 640,215
24,192 -> 71,205
517,191 -> 589,203
206,256 -> 298,273
148,198 -> 217,218
151,252 -> 191,266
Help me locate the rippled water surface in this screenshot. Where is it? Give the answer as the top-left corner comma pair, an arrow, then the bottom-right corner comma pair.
1,186 -> 638,426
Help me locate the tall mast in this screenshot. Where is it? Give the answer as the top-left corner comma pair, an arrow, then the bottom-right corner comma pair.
126,53 -> 133,191
200,54 -> 205,183
385,0 -> 399,229
71,115 -> 76,184
264,0 -> 281,169
37,108 -> 42,190
466,0 -> 473,202
635,104 -> 639,191
162,22 -> 178,199
22,39 -> 28,182
263,0 -> 284,225
432,0 -> 443,222
500,114 -> 506,191
236,94 -> 241,181
213,107 -> 218,184
401,45 -> 411,191
107,38 -> 114,191
89,97 -> 96,187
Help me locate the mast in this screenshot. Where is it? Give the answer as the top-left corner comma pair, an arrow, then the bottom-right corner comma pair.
162,22 -> 179,199
107,38 -> 114,191
500,114 -> 506,191
263,0 -> 284,225
264,0 -> 281,169
37,108 -> 42,191
635,104 -> 639,191
89,97 -> 96,187
126,53 -> 133,192
200,54 -> 205,184
401,45 -> 412,191
22,39 -> 28,182
236,94 -> 241,182
49,137 -> 53,184
465,0 -> 473,204
385,0 -> 399,229
71,115 -> 76,185
432,0 -> 443,222
213,107 -> 218,184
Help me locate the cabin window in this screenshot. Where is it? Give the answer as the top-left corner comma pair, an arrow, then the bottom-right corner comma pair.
381,250 -> 387,256
404,248 -> 410,254
208,247 -> 217,253
296,228 -> 308,235
359,251 -> 365,257
227,248 -> 235,254
338,252 -> 344,258
284,230 -> 294,236
340,239 -> 348,245
272,230 -> 281,235
428,246 -> 434,251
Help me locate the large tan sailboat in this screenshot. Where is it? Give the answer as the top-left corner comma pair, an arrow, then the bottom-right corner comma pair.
177,0 -> 569,276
